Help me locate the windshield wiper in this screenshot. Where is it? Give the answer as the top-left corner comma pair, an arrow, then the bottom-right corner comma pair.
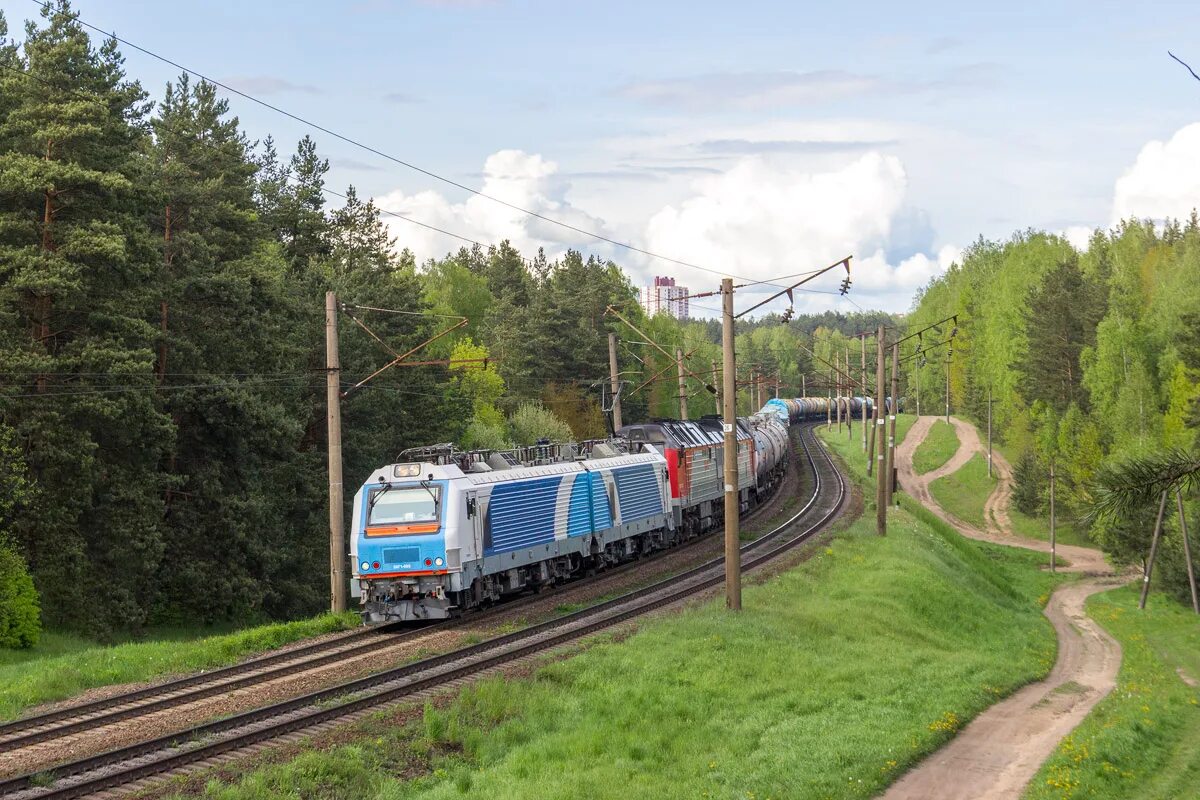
419,479 -> 439,510
369,482 -> 393,511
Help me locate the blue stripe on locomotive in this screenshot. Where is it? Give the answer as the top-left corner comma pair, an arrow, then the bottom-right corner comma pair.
567,476 -> 592,537
612,463 -> 662,521
485,475 -> 560,555
589,474 -> 613,529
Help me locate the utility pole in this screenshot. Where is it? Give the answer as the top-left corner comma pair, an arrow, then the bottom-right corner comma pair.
774,374 -> 780,399
1140,490 -> 1170,609
1176,491 -> 1199,614
886,343 -> 898,507
721,279 -> 741,610
915,363 -> 921,417
676,348 -> 689,420
846,346 -> 852,443
945,360 -> 951,424
801,373 -> 806,398
1049,461 -> 1056,574
827,365 -> 832,427
987,386 -> 993,478
608,333 -> 622,432
875,325 -> 887,535
860,336 -> 867,451
711,359 -> 721,412
325,292 -> 346,614
834,355 -> 842,431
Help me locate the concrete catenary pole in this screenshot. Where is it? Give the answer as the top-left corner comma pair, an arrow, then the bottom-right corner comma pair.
325,291 -> 346,614
608,333 -> 622,432
860,335 -> 867,451
676,348 -> 689,420
721,279 -> 741,610
1140,489 -> 1170,609
834,354 -> 842,431
846,346 -> 853,443
1177,490 -> 1199,614
886,343 -> 899,507
801,373 -> 806,398
875,325 -> 887,535
1049,460 -> 1057,574
987,386 -> 993,478
916,361 -> 921,418
945,359 -> 951,424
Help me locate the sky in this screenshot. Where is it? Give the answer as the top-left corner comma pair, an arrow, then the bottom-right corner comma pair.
5,0 -> 1200,316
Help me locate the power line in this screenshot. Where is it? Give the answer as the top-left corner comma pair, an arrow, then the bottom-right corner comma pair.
30,0 -> 802,288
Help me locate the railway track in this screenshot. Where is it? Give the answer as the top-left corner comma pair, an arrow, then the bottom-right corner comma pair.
0,425 -> 800,761
0,423 -> 844,800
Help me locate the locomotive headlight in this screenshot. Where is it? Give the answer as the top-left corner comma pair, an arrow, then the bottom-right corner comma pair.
434,557 -> 444,566
360,561 -> 370,571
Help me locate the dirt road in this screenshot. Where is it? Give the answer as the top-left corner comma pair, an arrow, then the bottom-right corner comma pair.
880,416 -> 1126,800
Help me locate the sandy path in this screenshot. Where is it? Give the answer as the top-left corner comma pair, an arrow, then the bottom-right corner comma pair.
881,415 -> 1127,800
896,416 -> 1109,575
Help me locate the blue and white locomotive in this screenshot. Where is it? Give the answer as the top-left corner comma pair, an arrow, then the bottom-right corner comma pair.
351,398 -> 832,623
351,441 -> 672,622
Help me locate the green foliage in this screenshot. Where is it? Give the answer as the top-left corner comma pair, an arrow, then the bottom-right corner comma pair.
910,217 -> 1200,603
509,402 -> 573,445
0,542 -> 40,649
1013,449 -> 1044,516
912,419 -> 961,474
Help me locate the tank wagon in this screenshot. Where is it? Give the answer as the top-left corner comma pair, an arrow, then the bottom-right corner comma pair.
350,398 -> 831,623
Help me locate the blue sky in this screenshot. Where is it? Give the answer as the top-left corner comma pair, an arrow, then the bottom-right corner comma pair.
5,0 -> 1200,313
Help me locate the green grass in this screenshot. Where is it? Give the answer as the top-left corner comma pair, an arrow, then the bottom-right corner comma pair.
0,613 -> 360,721
1025,586 -> 1200,800
1008,508 -> 1093,549
912,418 -> 961,475
929,453 -> 996,529
825,414 -> 917,486
170,424 -> 1064,800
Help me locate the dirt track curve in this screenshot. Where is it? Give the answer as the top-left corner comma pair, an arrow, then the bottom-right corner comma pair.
880,415 -> 1127,800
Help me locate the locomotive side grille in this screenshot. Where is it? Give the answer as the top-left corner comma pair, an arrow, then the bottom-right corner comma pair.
485,475 -> 561,554
613,463 -> 663,521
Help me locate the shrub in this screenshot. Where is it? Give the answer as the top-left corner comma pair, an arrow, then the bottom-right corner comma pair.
0,542 -> 40,649
509,402 -> 573,445
1012,449 -> 1044,516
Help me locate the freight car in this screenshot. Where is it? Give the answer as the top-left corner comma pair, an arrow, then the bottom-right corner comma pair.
350,399 -> 824,623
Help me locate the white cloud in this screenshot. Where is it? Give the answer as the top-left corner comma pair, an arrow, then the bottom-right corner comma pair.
376,149 -> 614,259
371,148 -> 957,314
642,153 -> 954,312
1112,123 -> 1200,225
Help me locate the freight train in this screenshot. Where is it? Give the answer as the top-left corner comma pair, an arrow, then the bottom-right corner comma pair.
349,397 -> 864,623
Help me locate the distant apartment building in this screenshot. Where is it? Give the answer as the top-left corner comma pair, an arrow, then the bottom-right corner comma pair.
640,276 -> 690,320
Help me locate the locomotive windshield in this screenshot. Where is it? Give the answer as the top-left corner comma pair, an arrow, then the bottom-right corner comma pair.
368,485 -> 440,525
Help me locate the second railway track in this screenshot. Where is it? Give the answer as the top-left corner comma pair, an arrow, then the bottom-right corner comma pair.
0,423 -> 845,800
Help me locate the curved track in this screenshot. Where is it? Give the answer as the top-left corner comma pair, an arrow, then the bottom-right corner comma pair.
0,431 -> 797,762
0,423 -> 845,800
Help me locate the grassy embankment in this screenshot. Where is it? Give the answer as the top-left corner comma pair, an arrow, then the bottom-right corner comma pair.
911,418 -> 960,474
0,613 -> 359,721
1025,586 -> 1200,800
929,452 -> 995,529
160,417 -> 1063,800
